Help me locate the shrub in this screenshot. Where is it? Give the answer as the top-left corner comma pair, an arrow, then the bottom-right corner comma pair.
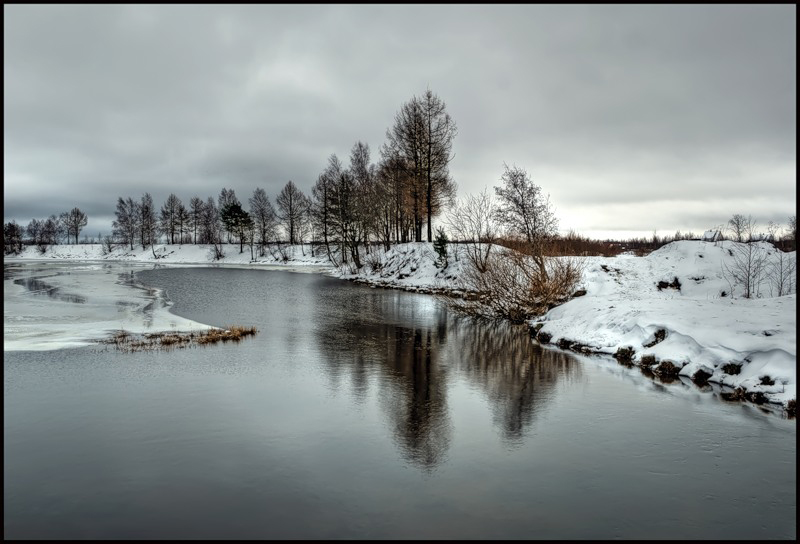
639,354 -> 657,366
613,346 -> 635,363
643,329 -> 667,348
432,226 -> 449,268
447,247 -> 583,322
759,375 -> 775,386
557,338 -> 573,350
720,387 -> 746,401
692,368 -> 713,385
787,399 -> 796,418
656,277 -> 682,291
537,331 -> 552,344
654,360 -> 681,378
721,362 -> 742,375
366,251 -> 384,274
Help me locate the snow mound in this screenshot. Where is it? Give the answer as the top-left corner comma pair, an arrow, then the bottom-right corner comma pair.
534,241 -> 796,407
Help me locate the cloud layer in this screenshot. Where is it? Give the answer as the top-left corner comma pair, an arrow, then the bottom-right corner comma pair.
4,5 -> 796,239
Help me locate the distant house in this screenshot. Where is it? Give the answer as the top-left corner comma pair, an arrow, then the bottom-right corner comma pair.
702,230 -> 721,242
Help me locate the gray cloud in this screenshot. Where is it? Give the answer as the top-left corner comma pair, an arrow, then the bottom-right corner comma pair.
4,4 -> 795,240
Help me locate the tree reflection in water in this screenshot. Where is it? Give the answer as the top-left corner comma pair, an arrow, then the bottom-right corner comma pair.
445,318 -> 582,446
315,290 -> 580,469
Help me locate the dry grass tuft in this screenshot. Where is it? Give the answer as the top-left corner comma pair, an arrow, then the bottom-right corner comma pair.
102,325 -> 258,352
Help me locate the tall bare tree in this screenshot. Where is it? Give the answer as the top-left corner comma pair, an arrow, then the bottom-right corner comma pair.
113,197 -> 139,250
189,197 -> 204,244
139,193 -> 157,249
200,196 -> 219,245
26,218 -> 42,248
311,159 -> 337,262
60,207 -> 88,244
386,96 -> 426,241
420,89 -> 457,242
276,180 -> 307,244
248,187 -> 278,255
177,203 -> 189,244
159,193 -> 182,244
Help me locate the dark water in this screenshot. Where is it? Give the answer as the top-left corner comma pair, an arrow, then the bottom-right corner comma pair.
4,267 -> 796,539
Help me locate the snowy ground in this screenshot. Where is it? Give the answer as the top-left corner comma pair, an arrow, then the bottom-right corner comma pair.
532,241 -> 796,408
5,240 -> 796,409
10,242 -> 332,269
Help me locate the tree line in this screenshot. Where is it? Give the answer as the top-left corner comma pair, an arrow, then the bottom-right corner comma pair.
3,207 -> 88,255
3,89 -> 459,262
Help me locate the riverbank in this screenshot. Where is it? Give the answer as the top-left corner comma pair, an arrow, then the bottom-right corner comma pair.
5,240 -> 796,413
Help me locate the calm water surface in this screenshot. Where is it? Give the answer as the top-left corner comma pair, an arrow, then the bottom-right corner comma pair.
4,265 -> 796,539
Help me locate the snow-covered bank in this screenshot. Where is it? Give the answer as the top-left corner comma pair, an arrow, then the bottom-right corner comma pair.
6,240 -> 796,412
336,240 -> 797,411
531,241 -> 796,409
7,243 -> 332,269
338,242 -> 473,294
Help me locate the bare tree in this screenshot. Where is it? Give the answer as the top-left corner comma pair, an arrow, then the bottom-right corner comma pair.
766,220 -> 780,243
385,96 -> 427,242
767,250 -> 796,297
159,193 -> 182,244
189,197 -> 204,244
177,203 -> 189,244
419,89 -> 458,242
311,160 -> 337,262
493,163 -> 558,279
722,241 -> 769,298
788,215 -> 797,251
41,216 -> 60,248
60,207 -> 88,244
446,188 -> 497,273
113,197 -> 139,250
249,187 -> 278,256
26,218 -> 43,250
295,192 -> 313,255
200,196 -> 219,245
442,165 -> 581,322
276,180 -> 307,245
139,193 -> 157,250
727,213 -> 756,243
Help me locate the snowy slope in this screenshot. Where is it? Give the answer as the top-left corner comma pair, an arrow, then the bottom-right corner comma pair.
532,241 -> 796,408
337,242 -> 474,294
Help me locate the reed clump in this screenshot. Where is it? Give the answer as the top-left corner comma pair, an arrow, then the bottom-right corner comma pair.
195,325 -> 258,345
103,325 -> 258,352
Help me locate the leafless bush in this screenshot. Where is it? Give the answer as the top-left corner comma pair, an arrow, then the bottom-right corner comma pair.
447,248 -> 584,323
366,249 -> 384,273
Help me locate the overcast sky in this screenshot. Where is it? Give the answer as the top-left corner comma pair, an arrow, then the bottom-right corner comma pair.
4,4 -> 796,240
